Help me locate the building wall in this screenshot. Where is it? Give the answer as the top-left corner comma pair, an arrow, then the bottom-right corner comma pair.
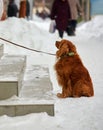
91,0 -> 103,16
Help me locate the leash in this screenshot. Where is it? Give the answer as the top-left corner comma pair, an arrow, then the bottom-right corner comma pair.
0,37 -> 56,56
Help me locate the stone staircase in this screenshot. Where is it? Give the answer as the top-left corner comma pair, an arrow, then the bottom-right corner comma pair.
0,43 -> 3,58
0,55 -> 26,100
0,43 -> 54,116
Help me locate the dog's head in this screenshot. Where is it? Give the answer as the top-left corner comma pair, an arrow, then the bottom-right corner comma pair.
55,39 -> 77,58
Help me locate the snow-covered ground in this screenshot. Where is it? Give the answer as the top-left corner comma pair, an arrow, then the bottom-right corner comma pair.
0,15 -> 103,130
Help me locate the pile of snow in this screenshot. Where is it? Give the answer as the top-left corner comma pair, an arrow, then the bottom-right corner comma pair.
0,17 -> 57,55
77,15 -> 103,41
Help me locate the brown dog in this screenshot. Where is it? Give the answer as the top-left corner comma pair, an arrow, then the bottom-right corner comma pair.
54,39 -> 94,98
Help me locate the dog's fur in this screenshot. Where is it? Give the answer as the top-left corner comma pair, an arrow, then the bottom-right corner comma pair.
54,39 -> 94,98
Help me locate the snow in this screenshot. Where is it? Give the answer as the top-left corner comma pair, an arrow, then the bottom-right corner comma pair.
0,14 -> 103,130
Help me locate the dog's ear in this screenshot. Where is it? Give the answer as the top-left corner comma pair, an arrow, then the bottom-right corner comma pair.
55,41 -> 60,49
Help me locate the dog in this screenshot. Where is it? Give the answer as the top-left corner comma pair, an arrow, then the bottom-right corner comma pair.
54,39 -> 94,98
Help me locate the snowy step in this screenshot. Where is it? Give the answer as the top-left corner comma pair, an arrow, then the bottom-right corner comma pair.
0,100 -> 54,116
21,65 -> 53,99
0,43 -> 4,58
0,65 -> 54,116
0,55 -> 26,100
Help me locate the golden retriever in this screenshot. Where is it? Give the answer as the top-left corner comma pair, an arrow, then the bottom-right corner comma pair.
54,39 -> 94,98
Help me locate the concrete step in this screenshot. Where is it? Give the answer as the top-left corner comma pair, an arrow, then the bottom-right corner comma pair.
0,65 -> 54,116
20,65 -> 53,99
0,100 -> 54,116
0,43 -> 4,58
0,55 -> 26,100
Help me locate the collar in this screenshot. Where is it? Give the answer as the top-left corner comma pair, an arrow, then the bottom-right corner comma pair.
60,52 -> 75,58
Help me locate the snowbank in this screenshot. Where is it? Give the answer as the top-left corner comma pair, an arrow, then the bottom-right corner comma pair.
77,15 -> 103,41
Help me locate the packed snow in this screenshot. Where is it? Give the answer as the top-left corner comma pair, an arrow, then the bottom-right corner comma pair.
0,15 -> 103,130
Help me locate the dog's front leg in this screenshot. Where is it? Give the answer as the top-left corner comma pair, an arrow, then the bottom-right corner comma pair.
57,80 -> 72,98
57,87 -> 69,98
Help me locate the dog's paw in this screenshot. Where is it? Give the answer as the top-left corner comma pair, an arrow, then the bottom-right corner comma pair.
57,93 -> 69,98
57,93 -> 63,98
57,93 -> 65,98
